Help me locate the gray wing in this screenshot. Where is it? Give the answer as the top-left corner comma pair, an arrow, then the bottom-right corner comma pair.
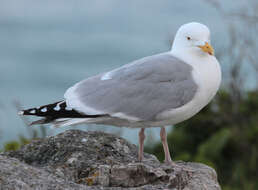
64,52 -> 198,121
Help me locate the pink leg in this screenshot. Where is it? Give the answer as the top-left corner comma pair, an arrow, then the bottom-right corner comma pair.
138,128 -> 145,162
160,127 -> 172,164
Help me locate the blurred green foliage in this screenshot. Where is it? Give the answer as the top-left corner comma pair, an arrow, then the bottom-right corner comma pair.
146,90 -> 258,190
0,126 -> 46,152
2,136 -> 30,152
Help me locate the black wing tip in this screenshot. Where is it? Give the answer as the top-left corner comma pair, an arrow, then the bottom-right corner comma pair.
18,109 -> 37,116
19,101 -> 109,121
18,108 -> 38,116
18,101 -> 65,117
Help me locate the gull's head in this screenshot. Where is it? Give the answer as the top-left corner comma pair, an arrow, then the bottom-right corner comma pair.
171,22 -> 214,56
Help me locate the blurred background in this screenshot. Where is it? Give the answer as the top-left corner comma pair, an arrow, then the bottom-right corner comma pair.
1,0 -> 258,189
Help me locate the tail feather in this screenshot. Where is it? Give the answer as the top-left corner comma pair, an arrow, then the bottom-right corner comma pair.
29,118 -> 53,126
18,100 -> 107,126
51,118 -> 91,128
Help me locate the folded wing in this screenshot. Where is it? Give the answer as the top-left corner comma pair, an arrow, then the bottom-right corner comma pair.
64,53 -> 198,121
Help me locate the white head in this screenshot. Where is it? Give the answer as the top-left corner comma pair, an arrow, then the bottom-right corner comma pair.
171,22 -> 214,56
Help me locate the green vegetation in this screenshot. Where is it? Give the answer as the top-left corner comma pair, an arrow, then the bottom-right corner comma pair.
0,126 -> 46,152
2,136 -> 30,152
146,90 -> 258,190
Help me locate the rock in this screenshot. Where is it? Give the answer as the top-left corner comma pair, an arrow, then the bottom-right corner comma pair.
0,155 -> 90,190
1,130 -> 221,190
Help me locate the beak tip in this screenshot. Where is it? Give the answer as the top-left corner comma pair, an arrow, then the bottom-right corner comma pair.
198,42 -> 214,56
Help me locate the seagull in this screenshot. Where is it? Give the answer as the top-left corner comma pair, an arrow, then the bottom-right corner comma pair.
18,22 -> 221,164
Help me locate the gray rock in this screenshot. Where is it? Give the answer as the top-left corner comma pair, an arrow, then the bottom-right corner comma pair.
1,129 -> 221,190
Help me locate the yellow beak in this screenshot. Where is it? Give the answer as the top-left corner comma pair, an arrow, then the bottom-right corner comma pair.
198,42 -> 214,55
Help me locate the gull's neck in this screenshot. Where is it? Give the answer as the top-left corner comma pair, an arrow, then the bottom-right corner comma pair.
170,48 -> 194,62
170,47 -> 214,67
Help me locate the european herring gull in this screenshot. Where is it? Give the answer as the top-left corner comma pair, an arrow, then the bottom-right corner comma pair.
19,22 -> 221,164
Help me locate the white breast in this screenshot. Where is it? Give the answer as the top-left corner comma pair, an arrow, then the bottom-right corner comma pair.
155,53 -> 221,126
191,55 -> 221,106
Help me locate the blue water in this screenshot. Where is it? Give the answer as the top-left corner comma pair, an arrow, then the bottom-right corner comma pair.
0,0 -> 243,147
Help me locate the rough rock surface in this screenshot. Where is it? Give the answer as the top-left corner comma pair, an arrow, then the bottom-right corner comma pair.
1,130 -> 221,190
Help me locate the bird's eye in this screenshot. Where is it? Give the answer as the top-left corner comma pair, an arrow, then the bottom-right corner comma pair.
187,36 -> 191,40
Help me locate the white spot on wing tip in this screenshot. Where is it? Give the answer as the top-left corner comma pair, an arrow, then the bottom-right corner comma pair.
41,107 -> 47,112
18,111 -> 24,115
54,105 -> 61,111
30,109 -> 36,114
54,102 -> 63,111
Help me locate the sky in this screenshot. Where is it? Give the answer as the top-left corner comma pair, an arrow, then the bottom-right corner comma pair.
0,0 -> 247,147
